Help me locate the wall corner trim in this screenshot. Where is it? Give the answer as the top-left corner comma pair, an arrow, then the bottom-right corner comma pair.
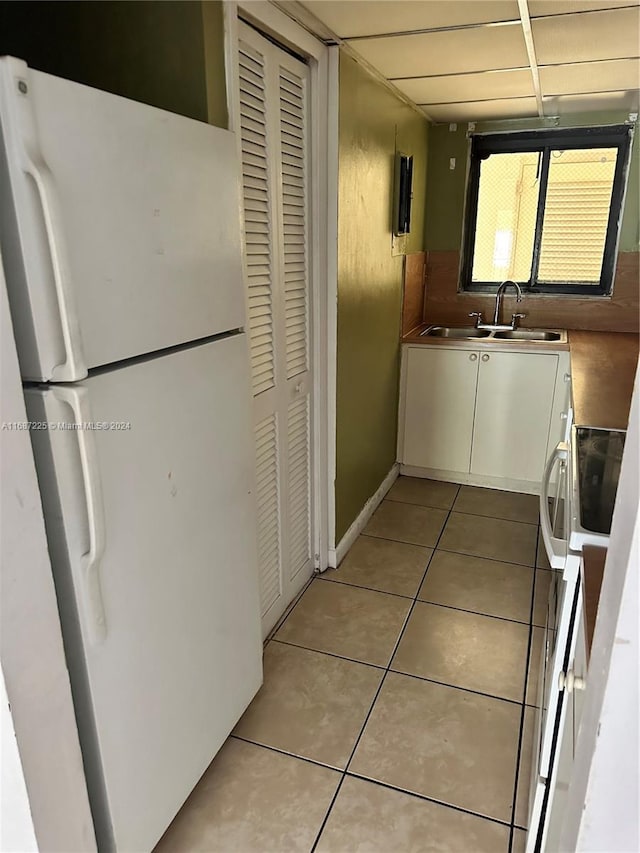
327,463 -> 400,568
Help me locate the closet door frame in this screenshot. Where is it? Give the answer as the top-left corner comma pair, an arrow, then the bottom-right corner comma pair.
225,2 -> 336,602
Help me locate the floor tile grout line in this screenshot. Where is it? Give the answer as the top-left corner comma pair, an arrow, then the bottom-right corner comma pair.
344,771 -> 513,829
359,531 -> 435,548
238,717 -> 519,834
431,544 -> 537,570
308,770 -> 347,852
269,636 -> 533,708
315,574 -> 418,601
314,501 -> 463,846
229,734 -> 343,774
508,528 -> 541,851
384,498 -> 458,512
351,533 -> 538,570
449,505 -> 539,527
308,666 -> 398,849
310,543 -> 443,853
318,573 -> 544,628
269,638 -> 386,672
413,597 -> 537,628
448,506 -> 540,527
362,531 -> 450,550
386,668 -> 526,707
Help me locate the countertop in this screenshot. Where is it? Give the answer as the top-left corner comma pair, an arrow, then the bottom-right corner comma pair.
567,330 -> 639,430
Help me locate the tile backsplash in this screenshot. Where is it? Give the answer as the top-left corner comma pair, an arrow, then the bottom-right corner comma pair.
401,252 -> 426,336
421,251 -> 639,334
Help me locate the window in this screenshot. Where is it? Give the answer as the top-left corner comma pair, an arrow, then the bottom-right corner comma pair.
461,126 -> 633,295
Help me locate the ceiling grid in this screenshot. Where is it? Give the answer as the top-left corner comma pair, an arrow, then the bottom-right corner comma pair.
281,0 -> 640,121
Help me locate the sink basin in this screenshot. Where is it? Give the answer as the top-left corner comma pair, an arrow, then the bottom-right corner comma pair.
421,326 -> 492,339
493,329 -> 562,341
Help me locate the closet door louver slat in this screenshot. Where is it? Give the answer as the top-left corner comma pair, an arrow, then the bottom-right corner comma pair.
279,66 -> 309,381
239,40 -> 276,398
254,415 -> 282,616
287,397 -> 311,581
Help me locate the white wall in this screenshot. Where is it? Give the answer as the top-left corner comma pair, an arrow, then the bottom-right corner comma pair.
561,364 -> 639,852
0,260 -> 96,851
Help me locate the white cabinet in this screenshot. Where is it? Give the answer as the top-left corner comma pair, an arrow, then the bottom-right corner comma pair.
402,347 -> 478,473
471,351 -> 558,481
399,344 -> 567,489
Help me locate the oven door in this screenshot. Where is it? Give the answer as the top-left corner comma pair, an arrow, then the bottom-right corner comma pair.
527,575 -> 583,853
538,571 -> 578,780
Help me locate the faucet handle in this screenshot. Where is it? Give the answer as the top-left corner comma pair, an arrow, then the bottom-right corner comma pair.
511,312 -> 526,329
469,312 -> 483,328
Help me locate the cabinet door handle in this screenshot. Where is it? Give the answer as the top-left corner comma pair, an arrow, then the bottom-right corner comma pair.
481,353 -> 490,362
469,353 -> 478,361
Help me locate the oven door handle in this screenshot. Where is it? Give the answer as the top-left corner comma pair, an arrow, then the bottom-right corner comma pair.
540,441 -> 569,570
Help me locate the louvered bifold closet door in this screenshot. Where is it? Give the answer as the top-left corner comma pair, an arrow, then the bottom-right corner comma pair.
277,55 -> 313,600
238,22 -> 314,637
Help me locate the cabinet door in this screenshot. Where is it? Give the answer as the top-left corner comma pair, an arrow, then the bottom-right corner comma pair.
402,347 -> 479,473
471,351 -> 558,482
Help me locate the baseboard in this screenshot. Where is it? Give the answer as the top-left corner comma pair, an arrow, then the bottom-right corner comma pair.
327,463 -> 400,569
399,464 -> 541,495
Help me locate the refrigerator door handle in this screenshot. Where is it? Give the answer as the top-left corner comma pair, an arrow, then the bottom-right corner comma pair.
23,152 -> 87,381
52,385 -> 107,643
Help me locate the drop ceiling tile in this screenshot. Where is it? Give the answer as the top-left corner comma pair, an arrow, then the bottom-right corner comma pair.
533,7 -> 640,65
540,58 -> 640,96
543,90 -> 640,113
300,1 -> 520,39
424,97 -> 539,122
347,23 -> 529,78
395,68 -> 534,104
529,0 -> 639,16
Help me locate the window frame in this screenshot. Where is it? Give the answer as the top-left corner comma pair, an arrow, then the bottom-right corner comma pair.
460,125 -> 633,296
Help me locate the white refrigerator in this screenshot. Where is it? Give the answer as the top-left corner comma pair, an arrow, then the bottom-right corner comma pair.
0,57 -> 263,851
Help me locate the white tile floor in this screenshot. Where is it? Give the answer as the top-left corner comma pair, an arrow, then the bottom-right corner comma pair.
156,478 -> 549,853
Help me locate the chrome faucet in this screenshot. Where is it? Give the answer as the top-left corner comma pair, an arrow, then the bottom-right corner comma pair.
468,280 -> 526,331
493,280 -> 523,326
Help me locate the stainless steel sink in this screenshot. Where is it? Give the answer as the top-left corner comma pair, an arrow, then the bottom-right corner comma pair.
421,326 -> 492,339
492,329 -> 563,341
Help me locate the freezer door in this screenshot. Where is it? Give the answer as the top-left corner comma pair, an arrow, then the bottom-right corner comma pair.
0,57 -> 245,380
25,335 -> 262,852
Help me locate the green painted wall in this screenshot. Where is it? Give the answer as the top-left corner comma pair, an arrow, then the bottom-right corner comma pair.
336,53 -> 429,542
0,1 -> 228,127
425,111 -> 640,252
202,1 -> 229,128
